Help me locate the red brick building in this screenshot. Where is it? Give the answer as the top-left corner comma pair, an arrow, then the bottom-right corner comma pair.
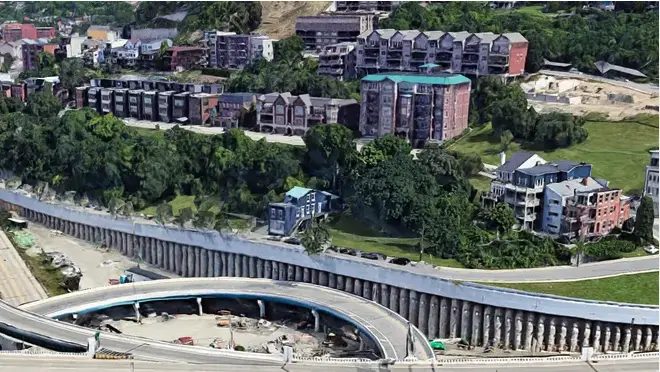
2,23 -> 37,42
22,40 -> 58,71
162,46 -> 205,71
189,93 -> 219,125
36,26 -> 56,40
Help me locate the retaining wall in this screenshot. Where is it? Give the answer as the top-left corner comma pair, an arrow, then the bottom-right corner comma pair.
0,189 -> 658,353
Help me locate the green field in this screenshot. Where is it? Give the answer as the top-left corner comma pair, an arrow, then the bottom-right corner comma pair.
329,215 -> 464,268
469,175 -> 494,192
484,272 -> 659,305
140,195 -> 248,230
448,115 -> 659,194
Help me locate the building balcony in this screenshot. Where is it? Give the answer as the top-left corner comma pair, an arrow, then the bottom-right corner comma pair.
515,212 -> 537,222
435,52 -> 452,62
490,47 -> 510,56
489,55 -> 509,66
364,44 -> 379,50
463,46 -> 479,54
502,182 -> 544,193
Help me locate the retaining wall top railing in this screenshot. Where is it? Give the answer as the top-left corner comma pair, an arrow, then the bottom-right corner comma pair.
1,188 -> 658,325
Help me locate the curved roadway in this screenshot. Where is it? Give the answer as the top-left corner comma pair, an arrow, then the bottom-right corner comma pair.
10,278 -> 433,362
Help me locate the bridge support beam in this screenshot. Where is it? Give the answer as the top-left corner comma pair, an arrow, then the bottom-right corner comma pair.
311,309 -> 320,332
257,300 -> 265,318
196,297 -> 203,316
134,302 -> 141,323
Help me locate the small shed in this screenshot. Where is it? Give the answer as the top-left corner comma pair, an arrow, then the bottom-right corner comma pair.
7,217 -> 28,229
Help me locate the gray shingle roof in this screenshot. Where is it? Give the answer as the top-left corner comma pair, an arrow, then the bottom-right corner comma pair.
546,177 -> 609,197
517,164 -> 561,176
502,32 -> 527,44
496,151 -> 535,172
550,160 -> 581,172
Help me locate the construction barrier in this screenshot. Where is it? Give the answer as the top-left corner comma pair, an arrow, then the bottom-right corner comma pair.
93,348 -> 133,360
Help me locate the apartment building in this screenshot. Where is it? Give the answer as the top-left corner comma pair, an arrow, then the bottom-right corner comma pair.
213,93 -> 256,129
87,87 -> 100,112
87,25 -> 118,41
318,42 -> 357,81
356,29 -> 528,77
644,149 -> 659,216
544,177 -> 630,240
162,46 -> 206,71
334,1 -> 401,12
75,86 -> 87,109
189,93 -> 219,126
295,14 -> 374,51
359,73 -> 471,147
173,91 -> 190,122
487,152 -> 593,231
22,39 -> 59,71
2,23 -> 37,42
36,27 -> 55,40
157,91 -> 175,122
112,88 -> 129,118
142,91 -> 158,121
128,89 -> 144,119
256,92 -> 359,135
204,31 -> 274,69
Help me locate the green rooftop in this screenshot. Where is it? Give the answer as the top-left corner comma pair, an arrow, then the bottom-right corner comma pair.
361,73 -> 471,85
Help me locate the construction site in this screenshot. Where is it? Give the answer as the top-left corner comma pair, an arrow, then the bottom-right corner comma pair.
62,297 -> 379,360
521,74 -> 659,119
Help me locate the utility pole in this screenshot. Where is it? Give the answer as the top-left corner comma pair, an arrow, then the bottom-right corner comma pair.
418,222 -> 425,262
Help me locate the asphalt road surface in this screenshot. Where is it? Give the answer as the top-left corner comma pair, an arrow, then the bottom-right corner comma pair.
0,356 -> 657,372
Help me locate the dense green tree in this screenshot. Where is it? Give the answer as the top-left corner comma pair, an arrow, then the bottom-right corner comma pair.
301,219 -> 331,255
358,135 -> 412,168
479,202 -> 516,235
634,196 -> 655,243
24,90 -> 62,118
155,202 -> 174,225
303,124 -> 357,191
60,58 -> 86,98
176,207 -> 194,229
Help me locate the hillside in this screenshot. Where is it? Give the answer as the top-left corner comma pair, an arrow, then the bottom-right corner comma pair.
257,1 -> 332,39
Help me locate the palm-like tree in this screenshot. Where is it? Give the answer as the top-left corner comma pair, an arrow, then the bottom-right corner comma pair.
108,198 -> 124,218
175,207 -> 194,229
155,202 -> 174,226
300,219 -> 331,255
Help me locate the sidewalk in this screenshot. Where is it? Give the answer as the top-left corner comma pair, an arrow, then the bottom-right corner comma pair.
0,229 -> 47,305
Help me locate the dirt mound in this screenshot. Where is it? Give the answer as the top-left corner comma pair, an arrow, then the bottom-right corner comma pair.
257,1 -> 332,39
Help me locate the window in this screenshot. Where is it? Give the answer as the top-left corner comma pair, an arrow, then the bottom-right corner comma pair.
306,205 -> 310,214
300,207 -> 304,216
270,209 -> 276,219
381,51 -> 386,56
311,193 -> 316,202
295,106 -> 304,116
277,210 -> 283,219
276,105 -> 284,115
306,194 -> 311,203
381,40 -> 388,46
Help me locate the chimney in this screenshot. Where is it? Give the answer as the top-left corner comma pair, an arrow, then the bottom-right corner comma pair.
582,177 -> 588,186
500,151 -> 506,166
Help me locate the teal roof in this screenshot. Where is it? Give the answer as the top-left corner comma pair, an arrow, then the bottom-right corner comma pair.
420,63 -> 439,68
361,73 -> 470,85
286,186 -> 313,199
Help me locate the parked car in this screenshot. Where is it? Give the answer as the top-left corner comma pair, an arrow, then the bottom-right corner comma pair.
644,245 -> 659,254
361,252 -> 381,260
339,248 -> 358,256
389,257 -> 411,266
283,237 -> 300,245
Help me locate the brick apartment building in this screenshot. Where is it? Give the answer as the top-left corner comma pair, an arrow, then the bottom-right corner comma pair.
544,177 -> 630,240
644,150 -> 659,217
2,23 -> 36,42
22,40 -> 59,71
317,42 -> 357,81
36,27 -> 56,40
256,92 -> 359,136
162,46 -> 206,71
334,1 -> 401,12
295,14 -> 374,51
359,73 -> 471,148
356,29 -> 528,76
204,31 -> 274,69
213,93 -> 256,129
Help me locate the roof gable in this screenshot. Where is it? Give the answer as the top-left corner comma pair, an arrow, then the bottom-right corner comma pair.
286,186 -> 313,199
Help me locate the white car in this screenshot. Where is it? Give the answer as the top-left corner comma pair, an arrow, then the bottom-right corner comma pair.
644,245 -> 659,255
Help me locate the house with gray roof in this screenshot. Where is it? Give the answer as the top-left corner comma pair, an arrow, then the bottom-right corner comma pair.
256,92 -> 359,136
295,14 -> 374,51
356,29 -> 528,76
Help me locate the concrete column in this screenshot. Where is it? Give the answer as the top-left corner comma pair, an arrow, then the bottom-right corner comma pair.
603,324 -> 611,352
644,327 -> 652,351
547,317 -> 557,352
370,282 -> 379,303
398,288 -> 409,319
157,241 -> 165,269
120,232 -> 126,255
439,298 -> 449,338
221,252 -> 228,276
559,319 -> 568,352
174,244 -> 182,275
336,275 -> 344,291
150,240 -> 157,265
622,326 -> 631,353
256,258 -> 263,278
328,273 -> 336,288
319,271 -> 328,286
257,300 -> 265,318
418,293 -> 429,336
230,253 -> 238,277
287,264 -> 295,281
310,269 -> 319,285
514,311 -> 523,350
491,308 -> 501,348
449,299 -> 459,339
472,304 -> 482,347
582,322 -> 591,349
570,321 -> 580,352
278,263 -> 286,281
186,247 -> 195,277
198,249 -> 206,277
303,268 -> 310,283
194,248 -> 202,277
460,301 -> 471,341
428,296 -> 439,340
535,315 -> 545,352
263,260 -> 271,279
353,278 -> 362,297
634,328 -> 642,351
482,306 -> 493,347
592,322 -> 601,352
311,309 -> 320,332
407,290 -> 419,326
196,297 -> 203,316
389,286 -> 399,314
206,250 -> 214,277
295,266 -> 303,282
524,313 -> 534,351
502,309 -> 513,349
241,256 -> 249,278
134,302 -> 141,323
344,277 -> 354,294
379,284 -> 388,307
213,252 -> 221,277
270,260 -> 278,280
249,257 -> 257,278
613,326 -> 621,352
362,280 -> 371,299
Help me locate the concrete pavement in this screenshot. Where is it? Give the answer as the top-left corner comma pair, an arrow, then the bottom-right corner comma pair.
0,230 -> 47,305
0,355 -> 658,372
537,70 -> 659,95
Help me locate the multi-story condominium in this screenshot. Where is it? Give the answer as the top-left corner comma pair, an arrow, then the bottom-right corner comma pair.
22,40 -> 58,71
487,152 -> 592,231
128,89 -> 144,120
318,42 -> 357,81
142,91 -> 158,121
359,73 -> 471,148
644,149 -> 659,216
173,91 -> 190,122
36,27 -> 55,40
334,1 -> 401,12
100,88 -> 114,115
268,187 -> 339,236
157,91 -> 175,122
189,93 -> 219,126
204,31 -> 274,69
113,88 -> 129,118
543,177 -> 630,239
87,87 -> 100,112
2,23 -> 37,42
109,47 -> 139,67
87,25 -> 118,42
295,14 -> 374,51
162,46 -> 206,71
256,92 -> 359,136
356,29 -> 528,77
213,93 -> 256,129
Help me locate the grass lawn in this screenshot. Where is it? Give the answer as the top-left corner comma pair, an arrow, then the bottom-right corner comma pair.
329,215 -> 464,268
469,175 -> 494,192
448,115 -> 659,194
484,272 -> 659,305
139,195 -> 250,230
131,126 -> 165,139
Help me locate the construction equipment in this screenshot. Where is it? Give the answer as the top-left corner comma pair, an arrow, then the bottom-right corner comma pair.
94,348 -> 133,360
173,336 -> 194,346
